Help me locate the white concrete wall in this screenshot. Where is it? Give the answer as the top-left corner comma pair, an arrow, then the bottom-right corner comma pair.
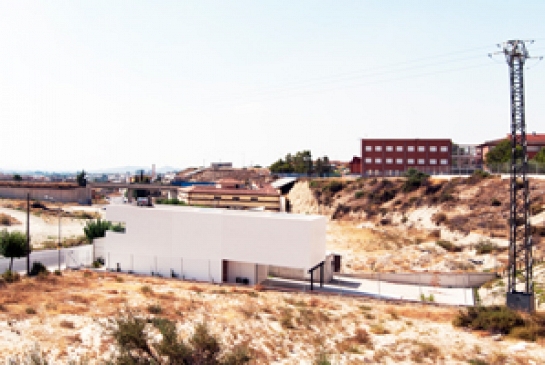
97,205 -> 326,283
226,261 -> 256,284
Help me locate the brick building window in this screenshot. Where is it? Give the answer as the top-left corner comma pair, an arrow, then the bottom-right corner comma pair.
430,146 -> 437,152
365,146 -> 372,152
430,159 -> 437,165
408,158 -> 415,164
386,158 -> 393,164
375,146 -> 382,152
441,159 -> 449,165
386,146 -> 393,152
408,146 -> 415,152
396,158 -> 403,164
440,146 -> 448,152
418,146 -> 425,152
365,158 -> 372,163
418,159 -> 425,164
375,158 -> 382,163
396,146 -> 403,152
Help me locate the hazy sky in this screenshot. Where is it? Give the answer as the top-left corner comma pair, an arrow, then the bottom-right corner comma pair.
1,1 -> 544,172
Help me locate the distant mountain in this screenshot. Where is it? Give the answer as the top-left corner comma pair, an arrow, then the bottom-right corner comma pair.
87,166 -> 182,174
0,166 -> 181,175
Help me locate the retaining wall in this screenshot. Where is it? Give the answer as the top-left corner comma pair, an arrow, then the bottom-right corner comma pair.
0,186 -> 92,204
339,272 -> 498,288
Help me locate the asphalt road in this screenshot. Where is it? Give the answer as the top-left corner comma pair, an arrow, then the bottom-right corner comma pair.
0,245 -> 93,273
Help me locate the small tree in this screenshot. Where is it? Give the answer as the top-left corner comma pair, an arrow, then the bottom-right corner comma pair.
485,139 -> 523,165
12,174 -> 22,181
402,168 -> 429,192
0,229 -> 27,271
533,147 -> 545,163
76,170 -> 87,187
84,219 -> 112,242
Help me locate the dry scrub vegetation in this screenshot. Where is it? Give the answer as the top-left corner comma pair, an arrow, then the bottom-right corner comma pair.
0,271 -> 544,364
0,198 -> 101,221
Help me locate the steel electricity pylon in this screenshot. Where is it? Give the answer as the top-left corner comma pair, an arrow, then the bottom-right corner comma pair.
492,40 -> 537,312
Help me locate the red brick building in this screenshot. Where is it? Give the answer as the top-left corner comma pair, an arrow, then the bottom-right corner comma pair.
359,138 -> 452,176
348,156 -> 362,174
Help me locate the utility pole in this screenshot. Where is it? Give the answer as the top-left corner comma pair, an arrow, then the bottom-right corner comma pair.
26,192 -> 30,275
492,40 -> 541,312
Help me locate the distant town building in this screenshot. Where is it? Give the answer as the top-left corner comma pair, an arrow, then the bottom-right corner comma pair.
478,133 -> 545,164
182,179 -> 282,211
210,162 -> 233,169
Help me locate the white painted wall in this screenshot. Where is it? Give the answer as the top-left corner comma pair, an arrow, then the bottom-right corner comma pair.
97,205 -> 326,283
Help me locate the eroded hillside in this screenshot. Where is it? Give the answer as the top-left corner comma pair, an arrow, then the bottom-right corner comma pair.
288,175 -> 545,274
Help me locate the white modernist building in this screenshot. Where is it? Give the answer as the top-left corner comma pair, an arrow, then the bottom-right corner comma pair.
94,205 -> 327,285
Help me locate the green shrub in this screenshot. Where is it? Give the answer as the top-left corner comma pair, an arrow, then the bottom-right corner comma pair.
2,269 -> 20,283
475,240 -> 497,255
140,285 -> 153,295
354,190 -> 364,199
322,180 -> 344,193
54,269 -> 62,276
147,304 -> 163,314
155,198 -> 187,206
453,306 -> 524,334
491,198 -> 502,207
25,307 -> 37,315
402,168 -> 429,192
29,261 -> 48,277
436,240 -> 461,252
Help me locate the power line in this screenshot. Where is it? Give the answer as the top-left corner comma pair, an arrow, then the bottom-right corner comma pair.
222,44 -> 495,101
225,62 -> 496,105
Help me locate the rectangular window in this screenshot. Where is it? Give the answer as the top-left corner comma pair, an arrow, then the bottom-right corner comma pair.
407,146 -> 415,152
418,159 -> 425,165
440,146 -> 448,152
232,197 -> 240,201
441,159 -> 449,165
213,196 -> 221,200
386,146 -> 393,152
250,197 -> 258,202
365,158 -> 372,163
430,159 -> 437,165
408,158 -> 415,164
396,146 -> 403,152
396,158 -> 403,164
375,146 -> 382,152
430,146 -> 437,152
418,146 -> 425,152
386,158 -> 393,164
528,146 -> 539,152
375,158 -> 382,163
365,146 -> 372,152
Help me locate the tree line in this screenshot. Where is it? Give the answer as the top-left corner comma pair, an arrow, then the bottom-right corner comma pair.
486,139 -> 545,165
269,150 -> 332,176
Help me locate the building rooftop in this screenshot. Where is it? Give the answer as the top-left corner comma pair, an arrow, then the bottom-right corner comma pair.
106,204 -> 322,221
188,185 -> 279,196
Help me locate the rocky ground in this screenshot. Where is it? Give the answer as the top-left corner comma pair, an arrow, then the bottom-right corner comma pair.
1,271 -> 544,364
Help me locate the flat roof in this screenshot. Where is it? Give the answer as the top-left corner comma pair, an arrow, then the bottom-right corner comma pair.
271,177 -> 297,189
106,204 -> 323,221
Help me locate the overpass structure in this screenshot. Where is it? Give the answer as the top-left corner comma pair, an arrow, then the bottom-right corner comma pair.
89,182 -> 179,202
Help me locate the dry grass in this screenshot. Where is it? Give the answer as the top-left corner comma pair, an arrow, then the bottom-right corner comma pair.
0,271 -> 543,364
